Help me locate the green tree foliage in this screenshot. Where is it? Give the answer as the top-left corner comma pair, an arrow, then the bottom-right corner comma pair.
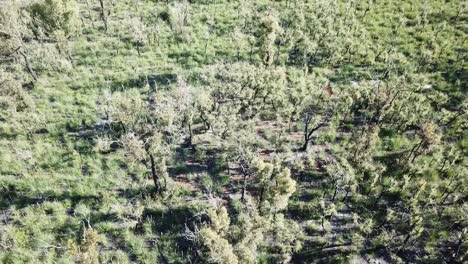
257,11 -> 282,67
128,17 -> 147,56
27,0 -> 79,39
98,88 -> 182,193
251,157 -> 296,213
0,1 -> 38,81
284,0 -> 370,67
0,1 -> 26,58
1,0 -> 466,263
197,206 -> 238,264
0,70 -> 33,118
198,62 -> 286,137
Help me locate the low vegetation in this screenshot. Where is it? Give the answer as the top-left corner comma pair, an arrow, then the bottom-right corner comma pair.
0,0 -> 466,263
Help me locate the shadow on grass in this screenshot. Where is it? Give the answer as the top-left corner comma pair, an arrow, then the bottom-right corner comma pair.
110,73 -> 178,92
116,185 -> 156,199
140,205 -> 202,234
0,185 -> 101,210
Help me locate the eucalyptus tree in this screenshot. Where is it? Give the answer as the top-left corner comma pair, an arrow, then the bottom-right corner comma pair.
318,198 -> 336,235
230,197 -> 267,264
344,72 -> 433,161
267,213 -> 303,263
28,0 -> 80,64
97,0 -> 113,32
187,201 -> 253,264
198,62 -> 287,138
404,122 -> 441,165
1,0 -> 80,81
436,146 -> 466,207
0,1 -> 37,81
324,155 -> 357,202
0,71 -> 21,112
231,26 -> 250,62
0,69 -> 37,138
343,74 -> 435,191
27,0 -> 80,40
191,196 -> 303,264
232,0 -> 260,62
250,157 -> 296,214
296,80 -> 340,151
257,11 -> 282,67
0,4 -> 40,137
285,0 -> 370,67
128,17 -> 147,56
165,0 -> 191,43
335,65 -> 468,261
98,88 -> 183,193
172,78 -> 196,147
227,134 -> 257,202
195,206 -> 239,264
277,69 -> 311,132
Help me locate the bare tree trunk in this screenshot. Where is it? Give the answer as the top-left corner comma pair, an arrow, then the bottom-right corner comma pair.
301,141 -> 309,152
453,231 -> 465,260
199,114 -> 211,132
301,122 -> 325,151
187,120 -> 193,147
99,0 -> 108,32
149,154 -> 160,193
18,50 -> 37,81
373,190 -> 384,208
332,185 -> 338,202
259,185 -> 265,205
321,217 -> 326,235
301,113 -> 310,151
342,188 -> 349,202
239,163 -> 249,202
241,174 -> 247,201
407,140 -> 423,164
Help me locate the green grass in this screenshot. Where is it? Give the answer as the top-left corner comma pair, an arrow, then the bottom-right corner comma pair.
1,0 -> 466,263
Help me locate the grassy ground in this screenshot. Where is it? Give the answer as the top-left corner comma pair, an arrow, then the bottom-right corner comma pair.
0,0 -> 466,263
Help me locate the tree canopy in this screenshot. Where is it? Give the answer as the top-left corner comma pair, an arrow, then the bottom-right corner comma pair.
0,0 -> 466,263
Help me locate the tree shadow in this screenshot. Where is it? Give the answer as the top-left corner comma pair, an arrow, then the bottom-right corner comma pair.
0,185 -> 101,210
116,185 -> 156,199
139,206 -> 199,233
110,73 -> 178,92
